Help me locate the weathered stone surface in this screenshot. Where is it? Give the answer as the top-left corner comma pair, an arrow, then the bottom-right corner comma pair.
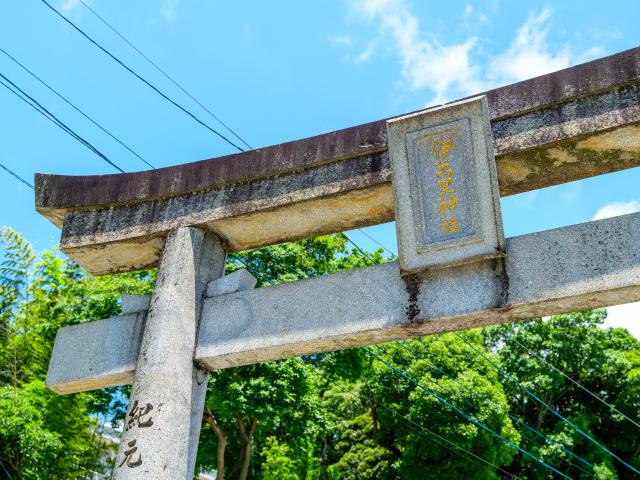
206,268 -> 256,297
45,268 -> 256,394
121,294 -> 151,314
198,212 -> 640,369
493,82 -> 640,194
388,96 -> 504,273
113,228 -> 225,480
34,47 -> 640,275
46,212 -> 640,390
45,312 -> 145,394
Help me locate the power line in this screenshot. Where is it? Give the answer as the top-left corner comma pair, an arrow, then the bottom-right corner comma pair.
0,84 -> 504,476
199,234 -> 591,478
397,341 -> 595,470
353,228 -> 396,257
1,79 -> 381,285
39,0 -> 245,153
338,387 -> 520,479
510,415 -> 594,472
341,232 -> 377,264
218,254 -> 524,478
0,162 -> 33,190
227,232 -> 385,286
4,16 -> 622,476
361,346 -> 574,480
61,0 -> 389,266
77,0 -> 252,151
0,71 -> 125,173
454,332 -> 640,476
0,47 -> 154,170
0,459 -> 13,479
228,253 -> 274,286
44,0 -> 388,264
510,335 -> 640,431
395,341 -> 596,477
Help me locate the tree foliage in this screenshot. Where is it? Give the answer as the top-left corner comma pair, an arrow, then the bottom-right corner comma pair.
1,227 -> 640,479
0,227 -> 153,478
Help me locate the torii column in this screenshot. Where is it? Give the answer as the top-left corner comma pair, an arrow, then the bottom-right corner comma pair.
113,227 -> 225,479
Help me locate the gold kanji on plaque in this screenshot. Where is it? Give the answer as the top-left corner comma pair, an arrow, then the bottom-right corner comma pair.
433,136 -> 461,234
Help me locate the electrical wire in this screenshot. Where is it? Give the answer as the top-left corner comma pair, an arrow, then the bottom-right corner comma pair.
228,253 -> 274,286
341,232 -> 377,264
397,341 -> 595,469
0,71 -> 125,173
509,415 -> 594,471
454,332 -> 640,476
0,47 -> 153,170
224,253 -> 522,478
394,342 -> 596,477
5,14 -> 623,476
0,162 -> 33,190
39,0 -> 245,153
0,459 -> 13,479
353,228 -> 396,257
51,0 -> 388,263
362,346 -> 574,480
1,57 -> 598,475
77,0 -> 252,151
338,387 -> 520,479
510,335 -> 640,431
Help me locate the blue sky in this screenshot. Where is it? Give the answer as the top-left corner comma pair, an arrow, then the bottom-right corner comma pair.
1,1 -> 639,334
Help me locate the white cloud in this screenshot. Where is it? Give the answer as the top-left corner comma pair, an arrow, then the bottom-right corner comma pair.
577,46 -> 606,63
592,200 -> 640,221
329,35 -> 353,47
348,3 -> 603,109
604,303 -> 640,339
161,0 -> 180,22
61,0 -> 82,13
489,9 -> 570,83
354,41 -> 376,64
350,2 -> 574,104
353,0 -> 484,104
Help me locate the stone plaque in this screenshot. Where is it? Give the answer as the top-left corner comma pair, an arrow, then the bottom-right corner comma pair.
387,96 -> 504,274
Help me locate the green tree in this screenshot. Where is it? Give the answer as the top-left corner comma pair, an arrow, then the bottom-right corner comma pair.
324,334 -> 518,480
4,225 -> 640,480
0,227 -> 153,478
486,311 -> 640,479
197,234 -> 387,480
260,436 -> 302,480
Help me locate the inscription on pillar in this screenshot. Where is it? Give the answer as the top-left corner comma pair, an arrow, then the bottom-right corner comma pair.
117,400 -> 155,469
387,96 -> 505,274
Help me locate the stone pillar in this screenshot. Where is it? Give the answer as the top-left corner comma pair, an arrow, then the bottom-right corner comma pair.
113,227 -> 225,480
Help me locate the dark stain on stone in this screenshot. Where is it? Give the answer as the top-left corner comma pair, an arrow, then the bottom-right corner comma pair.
491,256 -> 509,307
402,274 -> 421,323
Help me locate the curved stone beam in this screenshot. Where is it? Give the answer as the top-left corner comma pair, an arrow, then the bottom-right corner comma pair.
36,46 -> 640,274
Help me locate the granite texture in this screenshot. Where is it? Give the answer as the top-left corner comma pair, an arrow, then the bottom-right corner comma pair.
33,47 -> 640,274
197,212 -> 640,368
112,228 -> 225,480
387,96 -> 504,273
45,312 -> 145,394
206,268 -> 256,297
46,212 -> 640,387
121,294 -> 151,314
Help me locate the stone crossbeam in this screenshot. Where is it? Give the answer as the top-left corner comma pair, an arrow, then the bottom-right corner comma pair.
35,47 -> 640,274
47,211 -> 640,394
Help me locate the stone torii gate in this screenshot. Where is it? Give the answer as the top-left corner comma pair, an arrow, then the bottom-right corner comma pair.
37,47 -> 640,479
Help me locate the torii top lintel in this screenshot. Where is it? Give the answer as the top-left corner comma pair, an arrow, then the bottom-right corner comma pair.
35,46 -> 640,275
